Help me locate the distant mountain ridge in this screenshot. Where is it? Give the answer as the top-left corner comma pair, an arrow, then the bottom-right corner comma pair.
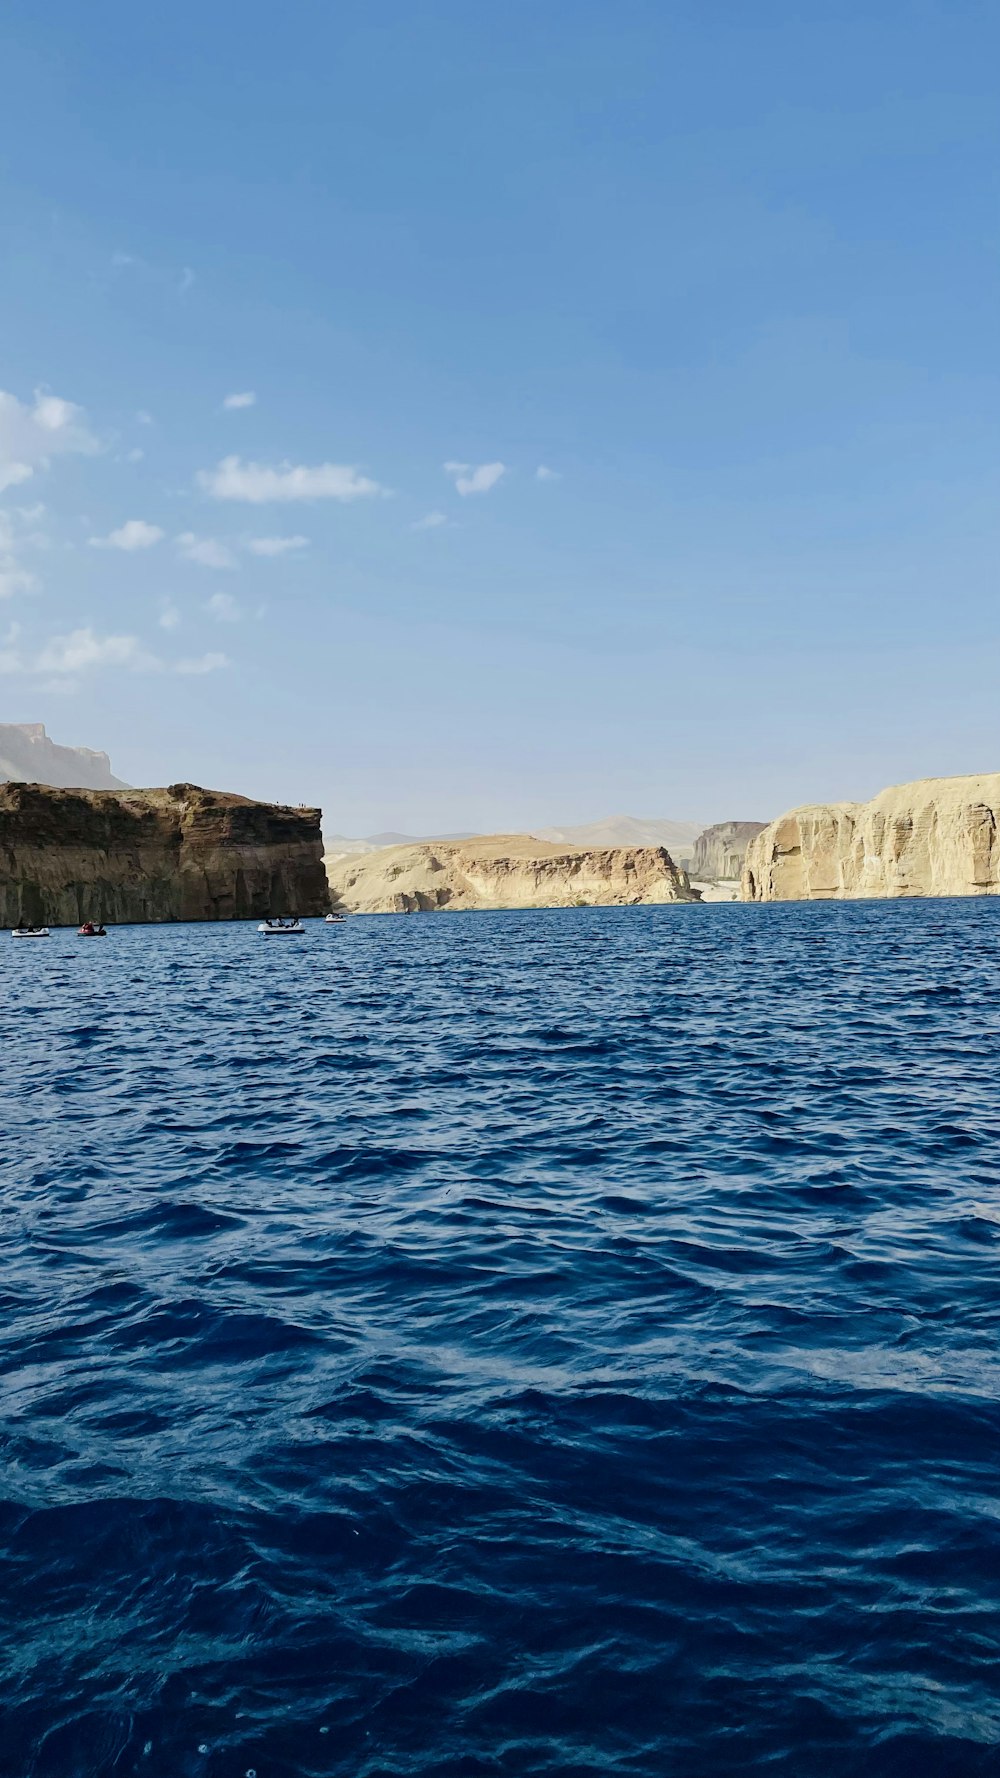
530,815 -> 704,857
325,814 -> 704,863
0,723 -> 128,791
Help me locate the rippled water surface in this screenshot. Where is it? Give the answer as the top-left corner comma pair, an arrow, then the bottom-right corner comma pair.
3,902 -> 1000,1777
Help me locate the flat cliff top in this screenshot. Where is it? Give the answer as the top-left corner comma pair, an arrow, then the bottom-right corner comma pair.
329,832 -> 680,865
775,773 -> 1000,824
0,780 -> 319,820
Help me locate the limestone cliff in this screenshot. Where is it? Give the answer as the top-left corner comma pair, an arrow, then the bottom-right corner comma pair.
742,774 -> 1000,901
690,820 -> 766,881
328,834 -> 698,913
0,723 -> 127,790
0,782 -> 328,925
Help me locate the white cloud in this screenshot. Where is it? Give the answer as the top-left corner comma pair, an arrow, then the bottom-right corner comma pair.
176,651 -> 229,675
0,624 -> 229,678
89,518 -> 164,552
206,591 -> 241,623
179,267 -> 196,296
535,464 -> 560,482
0,565 -> 37,600
136,410 -> 153,426
0,386 -> 100,493
198,455 -> 385,503
176,532 -> 237,570
247,534 -> 309,556
0,506 -> 44,598
36,628 -> 156,675
412,511 -> 448,531
223,391 -> 256,410
125,447 -> 145,463
158,599 -> 180,631
444,460 -> 505,497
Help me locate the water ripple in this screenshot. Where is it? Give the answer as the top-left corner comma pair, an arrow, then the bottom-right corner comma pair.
2,901 -> 1000,1775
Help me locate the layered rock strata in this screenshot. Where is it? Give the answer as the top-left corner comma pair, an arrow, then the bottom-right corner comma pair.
742,774 -> 1000,901
328,834 -> 698,913
690,820 -> 765,881
0,782 -> 328,925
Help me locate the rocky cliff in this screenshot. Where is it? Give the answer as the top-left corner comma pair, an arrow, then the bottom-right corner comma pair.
690,820 -> 766,881
0,782 -> 328,925
742,774 -> 1000,901
0,723 -> 127,790
328,834 -> 698,913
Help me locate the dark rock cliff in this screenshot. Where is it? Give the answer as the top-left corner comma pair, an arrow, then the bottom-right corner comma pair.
0,782 -> 329,925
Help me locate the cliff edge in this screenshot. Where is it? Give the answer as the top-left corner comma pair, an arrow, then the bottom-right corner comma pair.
328,834 -> 698,913
742,774 -> 1000,901
0,782 -> 328,925
0,723 -> 127,790
690,820 -> 766,882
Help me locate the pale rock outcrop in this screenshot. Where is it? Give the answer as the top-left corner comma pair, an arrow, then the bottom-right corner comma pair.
742,774 -> 1000,901
691,820 -> 765,882
0,723 -> 127,790
328,834 -> 698,913
0,782 -> 328,925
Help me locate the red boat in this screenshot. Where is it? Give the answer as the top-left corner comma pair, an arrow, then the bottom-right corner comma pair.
78,921 -> 107,937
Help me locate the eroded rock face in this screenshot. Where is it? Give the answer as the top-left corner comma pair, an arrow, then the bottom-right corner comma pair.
0,782 -> 328,925
690,821 -> 765,881
0,723 -> 127,790
742,774 -> 1000,900
328,834 -> 698,913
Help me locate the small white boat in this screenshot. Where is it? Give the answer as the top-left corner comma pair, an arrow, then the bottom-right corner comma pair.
12,926 -> 50,939
258,918 -> 305,936
324,912 -> 346,924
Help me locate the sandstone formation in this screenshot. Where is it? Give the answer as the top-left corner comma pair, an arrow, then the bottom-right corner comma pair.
691,820 -> 766,882
328,834 -> 698,913
0,722 -> 127,790
742,774 -> 1000,901
0,782 -> 328,925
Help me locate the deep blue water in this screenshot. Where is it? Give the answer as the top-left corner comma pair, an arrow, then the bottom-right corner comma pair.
3,901 -> 1000,1778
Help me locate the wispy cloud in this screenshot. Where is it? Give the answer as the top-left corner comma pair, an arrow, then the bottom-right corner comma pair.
0,385 -> 100,493
412,511 -> 448,531
35,629 -> 156,674
176,532 -> 237,570
535,464 -> 560,482
223,391 -> 256,411
158,599 -> 180,631
444,460 -> 505,497
89,518 -> 164,551
0,565 -> 37,600
247,534 -> 309,556
198,456 -> 385,503
176,651 -> 228,675
206,591 -> 241,623
0,507 -> 45,599
0,625 -> 229,677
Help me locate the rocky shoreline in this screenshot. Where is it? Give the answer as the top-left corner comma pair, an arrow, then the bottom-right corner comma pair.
0,782 -> 328,926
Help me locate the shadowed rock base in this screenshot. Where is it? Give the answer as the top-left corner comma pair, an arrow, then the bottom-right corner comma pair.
0,781 -> 329,925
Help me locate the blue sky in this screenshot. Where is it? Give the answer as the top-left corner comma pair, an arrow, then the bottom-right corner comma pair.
1,0 -> 998,833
